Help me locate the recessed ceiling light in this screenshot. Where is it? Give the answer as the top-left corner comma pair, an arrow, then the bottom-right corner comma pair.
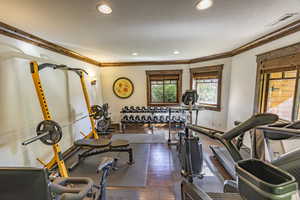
132,52 -> 138,56
97,3 -> 112,14
196,0 -> 213,10
173,50 -> 180,55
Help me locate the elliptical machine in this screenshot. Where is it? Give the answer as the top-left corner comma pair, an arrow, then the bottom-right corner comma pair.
178,90 -> 203,182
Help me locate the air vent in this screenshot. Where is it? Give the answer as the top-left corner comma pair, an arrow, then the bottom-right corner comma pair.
267,13 -> 299,27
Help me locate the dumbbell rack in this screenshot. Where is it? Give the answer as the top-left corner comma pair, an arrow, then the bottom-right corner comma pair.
120,106 -> 186,134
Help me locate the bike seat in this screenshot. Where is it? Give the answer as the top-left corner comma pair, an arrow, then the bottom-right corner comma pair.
97,157 -> 115,173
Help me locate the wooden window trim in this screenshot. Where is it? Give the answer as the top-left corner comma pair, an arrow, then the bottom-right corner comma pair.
190,65 -> 223,112
146,70 -> 183,106
255,43 -> 300,116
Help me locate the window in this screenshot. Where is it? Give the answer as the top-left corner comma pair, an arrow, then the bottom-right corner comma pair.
264,71 -> 297,120
190,65 -> 223,111
146,70 -> 182,106
256,50 -> 300,121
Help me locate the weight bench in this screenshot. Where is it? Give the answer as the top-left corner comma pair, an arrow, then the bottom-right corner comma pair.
0,156 -> 115,200
69,138 -> 133,171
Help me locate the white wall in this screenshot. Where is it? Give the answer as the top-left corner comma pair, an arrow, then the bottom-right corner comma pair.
190,58 -> 232,131
101,58 -> 232,131
228,31 -> 300,149
0,35 -> 103,167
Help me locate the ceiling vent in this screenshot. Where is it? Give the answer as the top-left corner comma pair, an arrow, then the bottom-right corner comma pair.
267,12 -> 299,27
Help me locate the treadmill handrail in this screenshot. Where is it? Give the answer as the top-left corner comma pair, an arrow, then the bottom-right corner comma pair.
257,126 -> 300,137
222,113 -> 278,140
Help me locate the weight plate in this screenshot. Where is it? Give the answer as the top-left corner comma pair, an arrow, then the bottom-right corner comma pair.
91,105 -> 104,120
36,120 -> 62,145
97,119 -> 111,132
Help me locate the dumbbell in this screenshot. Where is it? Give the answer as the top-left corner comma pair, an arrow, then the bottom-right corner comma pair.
136,106 -> 142,113
159,115 -> 165,123
171,116 -> 177,123
174,116 -> 182,123
122,106 -> 130,113
155,107 -> 161,112
121,115 -> 129,123
161,107 -> 168,113
149,107 -> 155,112
141,115 -> 147,123
165,116 -> 170,123
141,106 -> 147,113
147,115 -> 153,123
180,117 -> 186,123
128,115 -> 135,123
153,116 -> 160,123
135,115 -> 142,123
129,106 -> 135,113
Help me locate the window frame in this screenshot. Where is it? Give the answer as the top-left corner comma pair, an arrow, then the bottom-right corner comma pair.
254,43 -> 300,117
146,70 -> 182,106
190,65 -> 223,111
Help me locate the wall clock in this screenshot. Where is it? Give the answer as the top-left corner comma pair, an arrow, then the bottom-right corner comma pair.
113,77 -> 134,98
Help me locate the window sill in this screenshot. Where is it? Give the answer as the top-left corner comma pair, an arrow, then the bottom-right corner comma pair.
198,104 -> 221,112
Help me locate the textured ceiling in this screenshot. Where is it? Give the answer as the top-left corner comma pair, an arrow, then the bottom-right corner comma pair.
1,0 -> 300,62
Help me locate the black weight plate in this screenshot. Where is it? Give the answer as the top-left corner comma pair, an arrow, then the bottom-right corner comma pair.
36,120 -> 62,145
97,119 -> 111,132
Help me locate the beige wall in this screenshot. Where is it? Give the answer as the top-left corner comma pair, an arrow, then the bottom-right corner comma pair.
101,58 -> 232,131
0,35 -> 103,167
100,64 -> 189,122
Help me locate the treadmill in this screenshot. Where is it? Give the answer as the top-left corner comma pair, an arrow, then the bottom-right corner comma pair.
187,113 -> 279,179
189,115 -> 300,183
210,144 -> 250,179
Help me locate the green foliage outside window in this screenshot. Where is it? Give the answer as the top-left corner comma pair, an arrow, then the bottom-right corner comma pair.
151,80 -> 177,103
196,79 -> 218,105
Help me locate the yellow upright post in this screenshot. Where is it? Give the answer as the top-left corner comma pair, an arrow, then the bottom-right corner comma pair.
30,61 -> 69,177
79,71 -> 99,139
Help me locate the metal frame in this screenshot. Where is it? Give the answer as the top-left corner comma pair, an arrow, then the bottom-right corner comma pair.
30,61 -> 69,177
63,67 -> 134,170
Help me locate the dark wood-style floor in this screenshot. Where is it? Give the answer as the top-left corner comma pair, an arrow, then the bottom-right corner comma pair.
105,125 -> 231,200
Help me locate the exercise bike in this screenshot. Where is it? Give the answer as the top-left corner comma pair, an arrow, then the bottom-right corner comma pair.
21,119 -> 115,200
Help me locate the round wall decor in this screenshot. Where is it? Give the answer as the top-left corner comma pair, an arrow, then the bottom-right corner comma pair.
113,77 -> 134,98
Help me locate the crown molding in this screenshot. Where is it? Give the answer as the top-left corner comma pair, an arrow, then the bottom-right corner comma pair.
1,20 -> 300,67
0,22 -> 101,66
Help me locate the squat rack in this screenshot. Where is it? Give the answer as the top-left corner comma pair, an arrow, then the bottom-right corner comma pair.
29,61 -> 69,177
